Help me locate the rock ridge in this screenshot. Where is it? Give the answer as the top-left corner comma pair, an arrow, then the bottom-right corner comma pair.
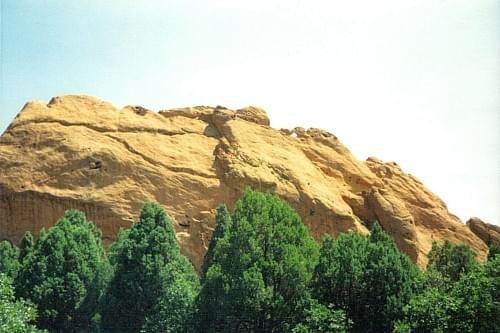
0,95 -> 489,268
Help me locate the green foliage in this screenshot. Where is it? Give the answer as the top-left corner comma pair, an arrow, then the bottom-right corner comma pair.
448,261 -> 500,332
141,257 -> 199,333
0,274 -> 46,333
427,240 -> 478,282
398,245 -> 500,333
0,240 -> 20,279
488,242 -> 500,260
15,210 -> 109,332
312,233 -> 369,326
292,300 -> 350,333
201,204 -> 232,279
197,189 -> 319,332
312,223 -> 420,332
101,202 -> 198,333
19,231 -> 35,261
2,195 -> 498,333
394,287 -> 456,333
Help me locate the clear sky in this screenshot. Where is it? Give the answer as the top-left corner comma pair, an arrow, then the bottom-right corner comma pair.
1,0 -> 499,225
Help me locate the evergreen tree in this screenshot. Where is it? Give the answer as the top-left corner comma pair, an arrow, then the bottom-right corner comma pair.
197,189 -> 319,332
0,273 -> 46,333
0,240 -> 20,279
19,231 -> 35,261
14,210 -> 109,332
364,223 -> 421,332
141,257 -> 199,333
201,204 -> 232,279
312,223 -> 420,332
427,240 -> 478,282
312,233 -> 369,329
101,202 -> 198,333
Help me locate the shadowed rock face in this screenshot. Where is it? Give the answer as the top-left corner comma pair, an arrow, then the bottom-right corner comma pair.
0,95 -> 489,269
467,217 -> 500,247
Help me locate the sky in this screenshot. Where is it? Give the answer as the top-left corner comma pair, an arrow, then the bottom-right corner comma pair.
1,0 -> 499,225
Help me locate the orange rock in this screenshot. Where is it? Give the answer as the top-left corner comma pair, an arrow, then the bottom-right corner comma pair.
0,95 -> 489,269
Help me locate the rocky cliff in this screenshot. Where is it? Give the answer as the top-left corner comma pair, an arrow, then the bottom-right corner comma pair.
0,95 -> 490,268
467,217 -> 500,247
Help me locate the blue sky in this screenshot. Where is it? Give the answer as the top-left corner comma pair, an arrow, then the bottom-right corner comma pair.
1,0 -> 499,225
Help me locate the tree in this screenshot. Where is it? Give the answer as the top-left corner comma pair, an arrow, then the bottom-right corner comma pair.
141,258 -> 199,333
427,240 -> 478,282
201,204 -> 232,279
312,233 -> 369,329
0,274 -> 46,333
312,223 -> 420,332
363,224 -> 421,331
15,210 -> 109,332
0,240 -> 20,279
101,202 -> 198,333
19,231 -> 35,261
197,189 -> 319,332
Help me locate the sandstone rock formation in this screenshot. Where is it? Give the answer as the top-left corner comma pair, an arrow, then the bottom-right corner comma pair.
466,217 -> 500,247
0,95 -> 490,269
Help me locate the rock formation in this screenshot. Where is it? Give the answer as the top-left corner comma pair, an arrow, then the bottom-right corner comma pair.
466,217 -> 500,247
0,95 -> 490,269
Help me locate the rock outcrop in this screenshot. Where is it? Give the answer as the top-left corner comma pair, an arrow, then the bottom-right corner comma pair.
466,217 -> 500,247
0,95 -> 490,268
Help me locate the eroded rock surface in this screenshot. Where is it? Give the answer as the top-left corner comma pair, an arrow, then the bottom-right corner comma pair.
0,95 -> 489,268
467,217 -> 500,247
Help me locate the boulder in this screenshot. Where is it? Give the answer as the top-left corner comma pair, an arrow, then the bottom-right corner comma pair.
236,106 -> 270,126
